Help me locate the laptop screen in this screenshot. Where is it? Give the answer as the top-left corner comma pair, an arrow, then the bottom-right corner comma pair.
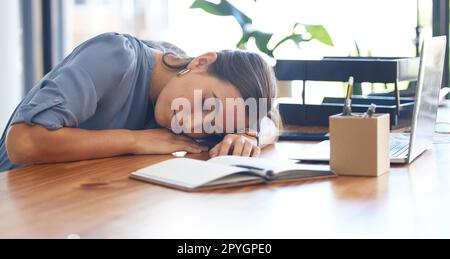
409,36 -> 447,163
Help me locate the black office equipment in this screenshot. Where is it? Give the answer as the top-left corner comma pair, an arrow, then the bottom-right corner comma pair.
279,132 -> 330,141
279,96 -> 415,129
275,57 -> 420,129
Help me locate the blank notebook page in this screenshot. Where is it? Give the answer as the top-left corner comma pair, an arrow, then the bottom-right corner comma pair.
132,158 -> 247,189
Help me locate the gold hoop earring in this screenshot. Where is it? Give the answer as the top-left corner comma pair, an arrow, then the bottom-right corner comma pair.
177,68 -> 192,77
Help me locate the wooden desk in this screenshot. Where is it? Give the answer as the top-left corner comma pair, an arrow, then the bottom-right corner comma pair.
1,104 -> 450,239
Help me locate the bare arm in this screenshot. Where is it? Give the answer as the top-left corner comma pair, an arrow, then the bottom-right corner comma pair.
6,124 -> 207,165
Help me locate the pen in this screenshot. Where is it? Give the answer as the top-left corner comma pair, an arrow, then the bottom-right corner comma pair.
343,76 -> 354,116
364,103 -> 377,118
234,165 -> 275,180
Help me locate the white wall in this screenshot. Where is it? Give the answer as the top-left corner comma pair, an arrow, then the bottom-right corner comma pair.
0,1 -> 22,131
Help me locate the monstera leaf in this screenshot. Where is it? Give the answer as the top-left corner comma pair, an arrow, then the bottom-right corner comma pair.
190,0 -> 252,28
271,24 -> 334,54
190,0 -> 333,58
238,31 -> 275,56
303,24 -> 334,46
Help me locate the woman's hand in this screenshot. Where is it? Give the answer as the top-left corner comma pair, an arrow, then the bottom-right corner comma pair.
132,128 -> 209,155
209,134 -> 261,158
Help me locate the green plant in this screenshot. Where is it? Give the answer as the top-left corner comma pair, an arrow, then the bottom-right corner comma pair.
190,0 -> 334,58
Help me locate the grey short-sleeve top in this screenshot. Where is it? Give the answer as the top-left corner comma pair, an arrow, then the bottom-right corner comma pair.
0,32 -> 157,172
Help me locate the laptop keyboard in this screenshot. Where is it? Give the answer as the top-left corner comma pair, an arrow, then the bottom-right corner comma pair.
390,141 -> 409,158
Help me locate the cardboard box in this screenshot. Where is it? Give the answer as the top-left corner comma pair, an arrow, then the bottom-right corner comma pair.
330,114 -> 390,177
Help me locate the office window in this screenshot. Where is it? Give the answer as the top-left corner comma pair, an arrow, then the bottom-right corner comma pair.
432,0 -> 450,89
61,0 -> 168,55
0,1 -> 23,130
166,0 -> 432,58
61,0 -> 433,58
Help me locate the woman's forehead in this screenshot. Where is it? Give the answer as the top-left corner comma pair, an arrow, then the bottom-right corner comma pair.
206,79 -> 242,99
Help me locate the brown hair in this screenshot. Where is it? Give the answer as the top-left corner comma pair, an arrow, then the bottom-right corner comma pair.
144,40 -> 281,132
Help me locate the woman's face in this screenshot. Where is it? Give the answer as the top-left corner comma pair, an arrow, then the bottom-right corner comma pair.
154,69 -> 246,139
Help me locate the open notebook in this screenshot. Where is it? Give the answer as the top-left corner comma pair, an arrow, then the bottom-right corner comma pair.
130,156 -> 336,192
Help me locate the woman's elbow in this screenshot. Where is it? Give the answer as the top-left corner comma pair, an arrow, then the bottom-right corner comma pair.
6,124 -> 38,165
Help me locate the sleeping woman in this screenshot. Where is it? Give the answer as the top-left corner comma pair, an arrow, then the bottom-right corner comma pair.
0,32 -> 279,172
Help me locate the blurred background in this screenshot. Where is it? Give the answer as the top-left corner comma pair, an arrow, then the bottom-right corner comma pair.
0,0 -> 448,130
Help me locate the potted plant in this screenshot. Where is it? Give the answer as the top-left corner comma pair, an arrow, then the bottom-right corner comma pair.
190,0 -> 334,97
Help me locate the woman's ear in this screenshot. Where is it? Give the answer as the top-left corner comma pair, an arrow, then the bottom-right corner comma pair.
187,52 -> 218,72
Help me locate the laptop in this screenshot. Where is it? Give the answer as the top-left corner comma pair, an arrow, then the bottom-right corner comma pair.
294,36 -> 447,165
